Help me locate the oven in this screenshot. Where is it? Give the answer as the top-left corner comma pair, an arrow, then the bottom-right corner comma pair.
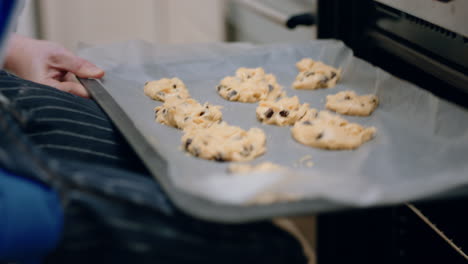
230,0 -> 468,263
317,1 -> 468,263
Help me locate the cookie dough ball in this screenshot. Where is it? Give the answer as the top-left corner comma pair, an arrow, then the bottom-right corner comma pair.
155,96 -> 222,130
292,58 -> 341,90
256,96 -> 309,126
326,90 -> 379,116
144,78 -> 190,101
216,67 -> 285,103
182,122 -> 266,162
228,162 -> 285,174
217,76 -> 266,102
235,67 -> 267,81
291,110 -> 376,150
264,74 -> 286,101
296,58 -> 315,72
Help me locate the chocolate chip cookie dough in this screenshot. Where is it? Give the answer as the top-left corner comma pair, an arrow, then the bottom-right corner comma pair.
182,122 -> 266,162
155,96 -> 223,130
217,67 -> 285,103
326,90 -> 379,116
291,109 -> 376,150
144,78 -> 190,101
256,96 -> 309,126
292,58 -> 341,90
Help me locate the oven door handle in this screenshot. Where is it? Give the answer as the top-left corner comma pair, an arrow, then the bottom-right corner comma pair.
233,0 -> 315,29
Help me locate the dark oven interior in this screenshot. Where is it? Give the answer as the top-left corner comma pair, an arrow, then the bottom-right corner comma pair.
317,0 -> 468,108
315,1 -> 468,263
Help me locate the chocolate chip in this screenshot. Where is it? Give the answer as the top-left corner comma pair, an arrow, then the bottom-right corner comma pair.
173,84 -> 177,89
240,145 -> 254,157
371,99 -> 377,104
319,76 -> 330,86
227,90 -> 238,99
193,147 -> 200,157
264,108 -> 274,118
199,111 -> 205,116
361,103 -> 365,107
302,121 -> 312,125
268,84 -> 274,92
306,72 -> 315,77
344,95 -> 351,100
145,81 -> 149,85
162,109 -> 167,114
217,85 -> 223,91
155,109 -> 159,114
316,133 -> 323,140
184,117 -> 189,121
331,72 -> 337,79
214,153 -> 225,162
185,138 -> 192,150
279,110 -> 289,117
298,112 -> 308,120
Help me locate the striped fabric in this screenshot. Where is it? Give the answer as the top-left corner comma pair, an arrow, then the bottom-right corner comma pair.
0,71 -> 307,264
0,70 -> 147,174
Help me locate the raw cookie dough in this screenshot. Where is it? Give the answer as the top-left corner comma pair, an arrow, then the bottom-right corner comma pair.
182,122 -> 266,162
235,67 -> 266,81
144,78 -> 190,101
326,90 -> 379,116
291,109 -> 376,150
217,67 -> 285,103
228,162 -> 284,174
256,96 -> 309,126
292,58 -> 341,90
155,96 -> 222,130
264,74 -> 286,101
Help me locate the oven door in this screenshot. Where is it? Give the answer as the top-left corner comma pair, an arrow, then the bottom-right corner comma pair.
315,1 -> 468,263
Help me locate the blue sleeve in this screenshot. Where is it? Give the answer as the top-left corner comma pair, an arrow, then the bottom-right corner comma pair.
0,0 -> 24,65
0,169 -> 63,263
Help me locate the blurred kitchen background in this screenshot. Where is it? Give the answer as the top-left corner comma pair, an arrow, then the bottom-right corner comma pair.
16,0 -> 316,51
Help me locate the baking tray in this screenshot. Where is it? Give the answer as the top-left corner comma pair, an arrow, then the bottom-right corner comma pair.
78,40 -> 468,223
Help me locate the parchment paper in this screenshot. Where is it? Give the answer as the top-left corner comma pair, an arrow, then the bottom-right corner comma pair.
78,40 -> 468,207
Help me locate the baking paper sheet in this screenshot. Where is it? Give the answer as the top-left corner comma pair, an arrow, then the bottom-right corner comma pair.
78,40 -> 468,207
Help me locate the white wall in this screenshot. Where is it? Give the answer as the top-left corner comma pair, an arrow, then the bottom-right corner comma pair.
16,0 -> 38,38
23,0 -> 225,51
16,0 -> 316,50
